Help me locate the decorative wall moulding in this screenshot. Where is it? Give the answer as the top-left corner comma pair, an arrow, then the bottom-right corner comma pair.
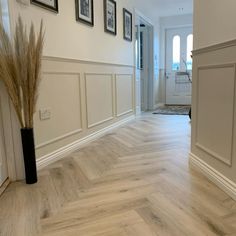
189,153 -> 236,201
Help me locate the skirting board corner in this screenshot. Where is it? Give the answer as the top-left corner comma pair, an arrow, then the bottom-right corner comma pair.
37,115 -> 135,170
189,152 -> 236,201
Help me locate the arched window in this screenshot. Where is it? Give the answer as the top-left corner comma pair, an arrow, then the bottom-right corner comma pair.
172,35 -> 180,71
186,34 -> 193,70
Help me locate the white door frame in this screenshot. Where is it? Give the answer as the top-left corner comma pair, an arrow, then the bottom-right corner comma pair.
0,84 -> 18,181
134,9 -> 155,112
0,0 -> 25,182
165,26 -> 193,105
162,24 -> 192,104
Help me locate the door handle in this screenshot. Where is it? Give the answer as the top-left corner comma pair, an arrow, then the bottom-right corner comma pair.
165,72 -> 170,79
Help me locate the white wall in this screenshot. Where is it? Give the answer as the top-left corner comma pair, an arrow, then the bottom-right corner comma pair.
4,0 -> 161,179
194,0 -> 236,49
191,0 -> 236,200
8,0 -> 135,65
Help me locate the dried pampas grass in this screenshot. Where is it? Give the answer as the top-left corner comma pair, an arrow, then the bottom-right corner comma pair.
0,17 -> 44,128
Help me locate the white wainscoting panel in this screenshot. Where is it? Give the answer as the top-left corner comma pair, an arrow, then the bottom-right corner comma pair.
85,74 -> 114,128
33,57 -> 134,164
35,73 -> 82,148
195,64 -> 236,166
116,74 -> 134,117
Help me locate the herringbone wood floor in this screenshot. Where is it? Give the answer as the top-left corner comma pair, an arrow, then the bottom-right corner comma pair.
1,114 -> 236,236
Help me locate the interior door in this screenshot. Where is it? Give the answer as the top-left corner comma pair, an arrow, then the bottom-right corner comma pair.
165,27 -> 193,105
0,82 -> 8,187
140,26 -> 149,111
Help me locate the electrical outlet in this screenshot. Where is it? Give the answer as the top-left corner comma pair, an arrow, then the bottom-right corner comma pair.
39,108 -> 51,121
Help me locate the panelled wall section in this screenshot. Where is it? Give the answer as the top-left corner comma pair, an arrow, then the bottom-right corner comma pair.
34,57 -> 135,166
190,40 -> 236,200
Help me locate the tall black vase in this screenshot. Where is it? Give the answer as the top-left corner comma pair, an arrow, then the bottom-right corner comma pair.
21,128 -> 38,184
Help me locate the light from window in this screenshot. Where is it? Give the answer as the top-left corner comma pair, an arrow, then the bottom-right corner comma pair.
187,34 -> 193,70
172,35 -> 180,71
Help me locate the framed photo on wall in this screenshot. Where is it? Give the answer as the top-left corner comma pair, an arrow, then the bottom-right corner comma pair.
75,0 -> 94,26
104,0 -> 117,35
30,0 -> 58,13
123,8 -> 132,41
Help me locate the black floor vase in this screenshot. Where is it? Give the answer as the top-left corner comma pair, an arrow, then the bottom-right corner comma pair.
21,128 -> 38,184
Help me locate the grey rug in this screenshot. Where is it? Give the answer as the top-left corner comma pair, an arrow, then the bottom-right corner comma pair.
153,105 -> 191,115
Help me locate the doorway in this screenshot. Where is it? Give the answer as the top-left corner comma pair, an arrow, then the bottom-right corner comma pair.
165,27 -> 193,105
0,82 -> 8,187
135,11 -> 154,113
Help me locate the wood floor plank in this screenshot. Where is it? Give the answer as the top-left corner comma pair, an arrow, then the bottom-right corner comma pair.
0,114 -> 235,236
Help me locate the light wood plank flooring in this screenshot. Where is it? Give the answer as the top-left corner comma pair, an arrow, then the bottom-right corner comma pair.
1,114 -> 236,236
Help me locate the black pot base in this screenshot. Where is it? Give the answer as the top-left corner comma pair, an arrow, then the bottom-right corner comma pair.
21,128 -> 38,184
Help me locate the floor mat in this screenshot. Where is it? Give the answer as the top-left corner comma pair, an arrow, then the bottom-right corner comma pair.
153,105 -> 191,115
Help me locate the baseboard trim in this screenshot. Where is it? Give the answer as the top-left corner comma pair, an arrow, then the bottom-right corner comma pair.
154,103 -> 165,109
37,115 -> 135,170
0,178 -> 10,196
189,153 -> 236,201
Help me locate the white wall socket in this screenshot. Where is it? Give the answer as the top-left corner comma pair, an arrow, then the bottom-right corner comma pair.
39,108 -> 51,121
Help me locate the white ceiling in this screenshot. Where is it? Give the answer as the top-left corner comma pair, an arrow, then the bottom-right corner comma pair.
134,0 -> 193,20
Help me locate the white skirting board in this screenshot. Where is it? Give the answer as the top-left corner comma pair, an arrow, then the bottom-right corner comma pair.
37,115 -> 135,170
189,153 -> 236,201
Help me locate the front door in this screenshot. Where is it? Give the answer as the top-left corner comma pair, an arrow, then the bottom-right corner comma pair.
165,27 -> 193,105
0,82 -> 8,187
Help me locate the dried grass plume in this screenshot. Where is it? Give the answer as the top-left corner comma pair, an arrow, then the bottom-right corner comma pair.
0,17 -> 44,128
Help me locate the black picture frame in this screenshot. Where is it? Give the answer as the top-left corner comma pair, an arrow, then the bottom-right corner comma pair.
123,8 -> 132,41
104,0 -> 117,35
75,0 -> 94,26
31,0 -> 58,13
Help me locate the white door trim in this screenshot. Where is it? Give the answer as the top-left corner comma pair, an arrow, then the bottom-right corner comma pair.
134,9 -> 155,111
0,86 -> 18,181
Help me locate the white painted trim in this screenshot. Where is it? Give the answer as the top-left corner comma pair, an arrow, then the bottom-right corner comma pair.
88,117 -> 114,129
154,103 -> 165,109
0,178 -> 10,196
115,74 -> 134,117
36,128 -> 83,149
134,10 -> 155,111
189,153 -> 236,201
117,110 -> 133,118
134,9 -> 154,26
43,56 -> 135,68
84,73 -> 114,129
136,106 -> 141,115
195,63 -> 236,167
192,38 -> 236,56
37,115 -> 135,170
36,73 -> 83,149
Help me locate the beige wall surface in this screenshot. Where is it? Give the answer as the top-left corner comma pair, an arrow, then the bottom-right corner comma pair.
5,0 -> 139,167
5,1 -> 161,175
191,1 -> 236,197
191,45 -> 236,184
35,57 -> 134,159
8,0 -> 135,65
193,0 -> 236,49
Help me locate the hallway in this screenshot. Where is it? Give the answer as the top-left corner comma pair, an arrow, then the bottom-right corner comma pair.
0,114 -> 235,236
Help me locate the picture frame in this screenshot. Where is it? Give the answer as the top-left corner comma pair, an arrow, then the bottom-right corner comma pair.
123,8 -> 132,41
30,0 -> 58,13
75,0 -> 94,26
104,0 -> 117,35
